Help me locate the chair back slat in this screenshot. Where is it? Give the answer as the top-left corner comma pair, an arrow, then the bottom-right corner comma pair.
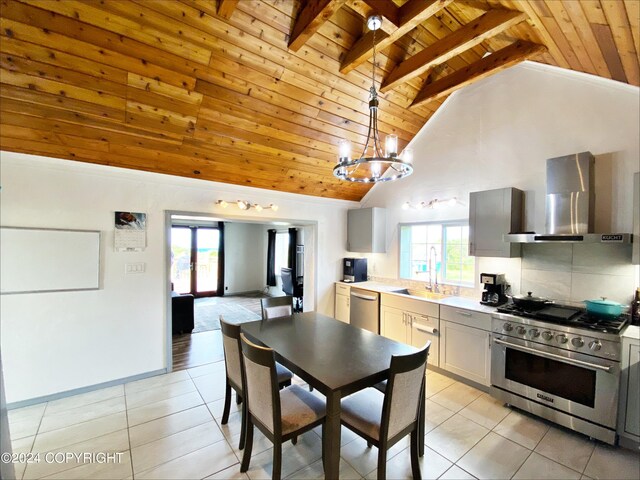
240,333 -> 281,435
383,342 -> 431,441
220,317 -> 243,388
261,296 -> 294,320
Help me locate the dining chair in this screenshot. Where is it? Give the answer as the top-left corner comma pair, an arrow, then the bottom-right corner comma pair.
219,316 -> 294,450
239,333 -> 326,480
260,296 -> 294,320
340,342 -> 431,480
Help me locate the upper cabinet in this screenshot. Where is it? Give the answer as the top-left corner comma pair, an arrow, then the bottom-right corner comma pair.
347,208 -> 386,253
633,172 -> 639,265
469,187 -> 524,258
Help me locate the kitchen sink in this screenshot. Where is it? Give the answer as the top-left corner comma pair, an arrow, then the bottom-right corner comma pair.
392,289 -> 448,300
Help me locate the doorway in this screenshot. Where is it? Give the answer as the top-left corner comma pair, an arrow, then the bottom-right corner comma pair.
170,224 -> 224,297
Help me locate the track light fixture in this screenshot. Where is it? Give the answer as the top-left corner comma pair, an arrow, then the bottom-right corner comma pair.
215,200 -> 279,212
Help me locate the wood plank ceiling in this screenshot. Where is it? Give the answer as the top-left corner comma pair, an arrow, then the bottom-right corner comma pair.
0,0 -> 638,201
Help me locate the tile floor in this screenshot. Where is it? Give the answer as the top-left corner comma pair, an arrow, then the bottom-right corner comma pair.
7,331 -> 640,479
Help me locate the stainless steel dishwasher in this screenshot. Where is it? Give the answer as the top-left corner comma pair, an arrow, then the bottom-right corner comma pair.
349,287 -> 380,334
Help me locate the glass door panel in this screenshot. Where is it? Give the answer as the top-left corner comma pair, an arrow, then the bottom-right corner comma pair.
196,228 -> 219,294
171,227 -> 192,294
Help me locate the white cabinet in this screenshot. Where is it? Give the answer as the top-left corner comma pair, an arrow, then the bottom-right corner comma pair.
618,331 -> 640,446
381,305 -> 408,343
469,187 -> 523,258
334,283 -> 350,323
381,294 -> 440,367
439,305 -> 492,386
347,207 -> 386,253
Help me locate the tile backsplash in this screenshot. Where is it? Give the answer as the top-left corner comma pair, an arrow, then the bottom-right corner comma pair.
518,243 -> 636,305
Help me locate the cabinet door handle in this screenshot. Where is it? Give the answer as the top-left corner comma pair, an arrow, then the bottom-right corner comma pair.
456,311 -> 472,317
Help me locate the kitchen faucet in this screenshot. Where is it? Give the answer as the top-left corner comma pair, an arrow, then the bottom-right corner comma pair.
426,246 -> 439,292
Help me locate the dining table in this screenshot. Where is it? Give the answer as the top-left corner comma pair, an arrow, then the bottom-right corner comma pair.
241,311 -> 422,480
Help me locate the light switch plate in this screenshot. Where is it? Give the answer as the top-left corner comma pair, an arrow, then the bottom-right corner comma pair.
125,262 -> 145,274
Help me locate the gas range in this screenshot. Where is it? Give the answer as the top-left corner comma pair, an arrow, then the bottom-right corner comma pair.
496,303 -> 628,334
492,303 -> 628,361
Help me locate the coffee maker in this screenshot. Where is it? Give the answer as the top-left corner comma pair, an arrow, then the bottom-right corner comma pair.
480,273 -> 508,306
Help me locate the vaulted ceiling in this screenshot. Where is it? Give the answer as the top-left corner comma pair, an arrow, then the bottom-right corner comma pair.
0,0 -> 638,201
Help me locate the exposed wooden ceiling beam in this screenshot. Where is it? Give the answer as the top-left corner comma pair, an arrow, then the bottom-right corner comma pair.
288,0 -> 347,52
381,9 -> 527,93
217,0 -> 239,20
411,40 -> 547,107
361,0 -> 399,27
340,0 -> 454,74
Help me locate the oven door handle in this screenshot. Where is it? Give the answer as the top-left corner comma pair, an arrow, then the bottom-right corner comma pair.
493,338 -> 613,373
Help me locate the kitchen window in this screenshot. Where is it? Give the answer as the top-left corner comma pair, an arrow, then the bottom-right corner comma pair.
399,223 -> 474,286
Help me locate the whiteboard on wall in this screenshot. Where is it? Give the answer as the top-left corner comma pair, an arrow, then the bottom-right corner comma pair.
0,227 -> 100,294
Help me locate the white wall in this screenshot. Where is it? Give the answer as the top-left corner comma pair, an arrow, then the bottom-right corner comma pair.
363,62 -> 640,300
223,223 -> 265,294
0,152 -> 355,403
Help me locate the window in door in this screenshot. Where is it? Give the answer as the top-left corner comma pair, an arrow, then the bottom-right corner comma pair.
274,232 -> 289,275
171,225 -> 224,296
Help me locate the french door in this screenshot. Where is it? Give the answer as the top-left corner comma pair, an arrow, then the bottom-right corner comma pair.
171,224 -> 224,297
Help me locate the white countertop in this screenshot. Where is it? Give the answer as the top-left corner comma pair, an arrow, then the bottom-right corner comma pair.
336,281 -> 498,315
622,324 -> 640,341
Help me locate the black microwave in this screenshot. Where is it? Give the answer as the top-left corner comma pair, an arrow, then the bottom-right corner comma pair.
343,258 -> 367,283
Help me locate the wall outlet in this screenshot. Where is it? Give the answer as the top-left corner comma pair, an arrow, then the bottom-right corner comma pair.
125,262 -> 145,274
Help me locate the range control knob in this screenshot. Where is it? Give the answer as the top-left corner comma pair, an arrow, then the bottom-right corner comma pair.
516,326 -> 527,335
589,340 -> 602,351
542,331 -> 553,341
529,329 -> 540,338
571,337 -> 585,348
556,334 -> 568,344
503,323 -> 513,332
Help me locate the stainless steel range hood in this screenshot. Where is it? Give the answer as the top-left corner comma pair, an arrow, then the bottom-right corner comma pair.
503,152 -> 633,244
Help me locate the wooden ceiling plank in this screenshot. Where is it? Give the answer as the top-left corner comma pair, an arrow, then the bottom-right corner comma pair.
0,17 -> 196,89
411,40 -> 547,107
600,0 -> 639,85
288,0 -> 347,52
361,0 -> 399,27
543,0 -> 598,75
340,0 -> 454,74
17,0 -> 211,65
0,53 -> 128,99
381,9 -> 526,93
0,112 -> 182,149
217,0 -> 239,19
591,23 -> 629,83
0,36 -> 127,84
624,1 -> 640,62
581,1 -> 608,25
513,1 -> 570,69
560,0 -> 612,79
0,69 -> 126,111
539,16 -> 583,70
0,97 -> 184,143
194,118 -> 337,163
431,7 -> 488,62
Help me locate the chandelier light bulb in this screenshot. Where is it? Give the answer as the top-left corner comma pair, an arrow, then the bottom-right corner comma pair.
254,204 -> 263,212
402,148 -> 413,164
402,202 -> 410,210
448,198 -> 457,206
338,139 -> 351,162
237,200 -> 249,210
371,161 -> 382,178
270,204 -> 279,211
385,134 -> 398,158
217,200 -> 228,208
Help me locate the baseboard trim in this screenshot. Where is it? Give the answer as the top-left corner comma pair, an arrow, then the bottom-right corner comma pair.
7,368 -> 168,409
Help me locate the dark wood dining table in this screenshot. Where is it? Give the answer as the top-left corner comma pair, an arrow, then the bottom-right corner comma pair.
241,312 -> 421,480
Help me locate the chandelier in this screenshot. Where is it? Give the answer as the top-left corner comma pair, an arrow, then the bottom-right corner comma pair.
333,16 -> 414,183
216,200 -> 278,212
